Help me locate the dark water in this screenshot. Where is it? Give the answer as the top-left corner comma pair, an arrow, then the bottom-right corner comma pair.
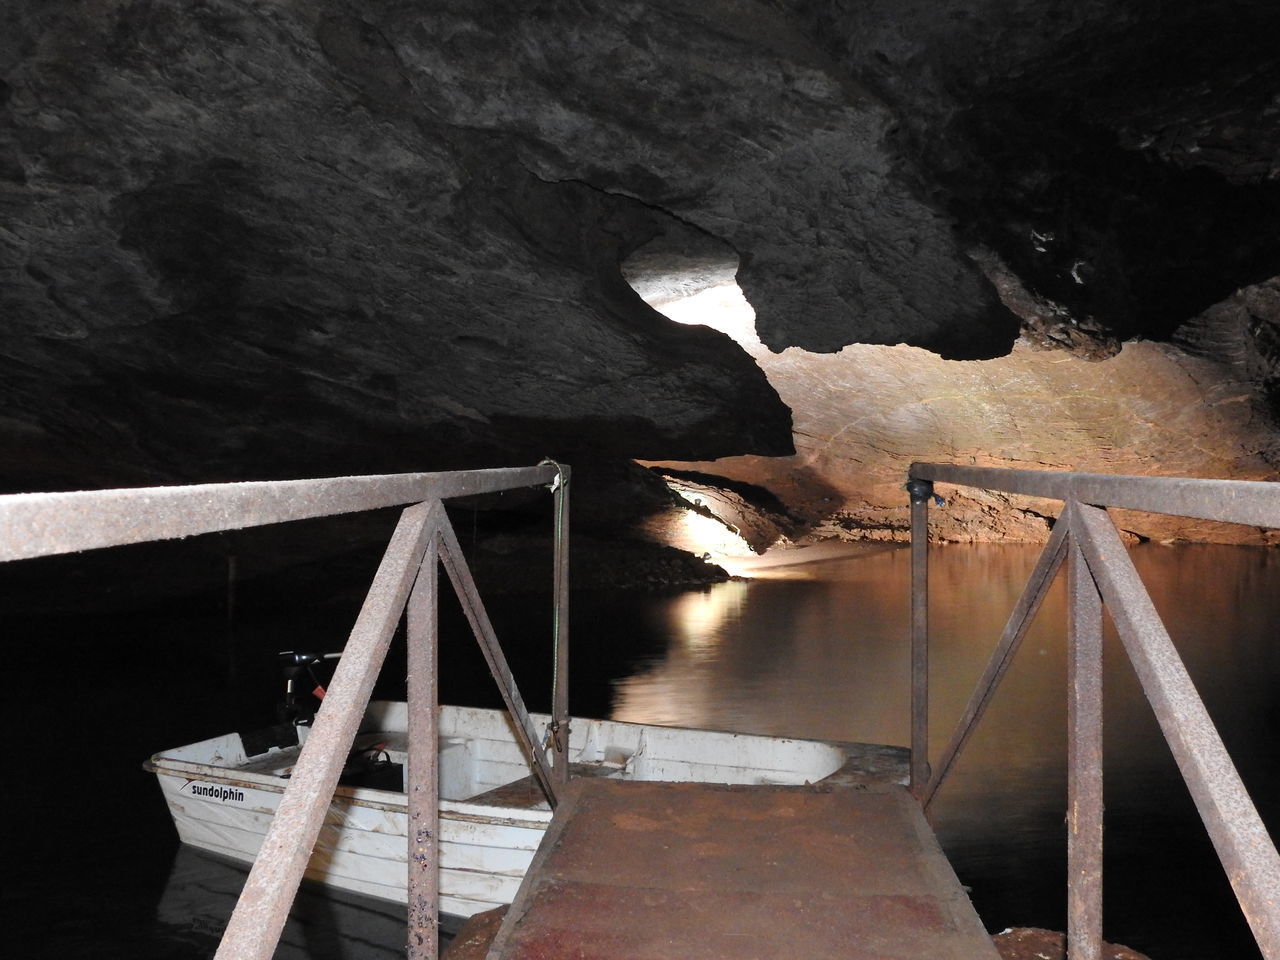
3,540 -> 1277,958
605,544 -> 1280,960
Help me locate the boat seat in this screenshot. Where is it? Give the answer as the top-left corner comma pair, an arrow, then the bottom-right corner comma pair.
235,744 -> 304,776
464,762 -> 620,809
234,730 -> 408,778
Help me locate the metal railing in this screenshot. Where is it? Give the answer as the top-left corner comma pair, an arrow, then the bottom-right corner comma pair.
0,464 -> 572,960
906,463 -> 1280,960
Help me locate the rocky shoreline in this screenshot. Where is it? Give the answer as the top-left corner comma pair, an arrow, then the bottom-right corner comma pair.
993,927 -> 1154,960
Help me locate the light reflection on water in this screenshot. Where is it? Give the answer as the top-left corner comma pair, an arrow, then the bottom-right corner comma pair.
608,543 -> 1280,960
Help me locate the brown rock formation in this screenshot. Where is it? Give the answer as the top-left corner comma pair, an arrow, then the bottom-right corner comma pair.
645,277 -> 1280,546
993,927 -> 1154,960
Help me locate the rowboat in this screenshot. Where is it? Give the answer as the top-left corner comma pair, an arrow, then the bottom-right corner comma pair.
146,701 -> 885,920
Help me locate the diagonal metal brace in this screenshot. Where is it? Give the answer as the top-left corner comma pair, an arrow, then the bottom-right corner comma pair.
923,514 -> 1070,810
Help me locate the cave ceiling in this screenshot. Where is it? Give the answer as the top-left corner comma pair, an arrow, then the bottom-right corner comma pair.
2,0 -> 1279,544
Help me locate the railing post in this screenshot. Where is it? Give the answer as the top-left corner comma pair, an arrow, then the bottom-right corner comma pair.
550,465 -> 571,787
906,477 -> 934,798
1066,506 -> 1104,960
407,503 -> 443,960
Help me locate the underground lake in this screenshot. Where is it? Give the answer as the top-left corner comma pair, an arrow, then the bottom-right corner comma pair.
3,540 -> 1276,959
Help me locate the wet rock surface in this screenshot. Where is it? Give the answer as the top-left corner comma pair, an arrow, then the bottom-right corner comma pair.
993,927 -> 1153,960
440,906 -> 506,960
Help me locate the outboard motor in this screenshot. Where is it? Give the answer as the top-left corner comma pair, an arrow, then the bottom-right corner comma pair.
276,650 -> 402,790
278,650 -> 341,727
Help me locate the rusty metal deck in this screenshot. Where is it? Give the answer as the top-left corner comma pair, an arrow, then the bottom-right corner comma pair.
485,779 -> 1001,960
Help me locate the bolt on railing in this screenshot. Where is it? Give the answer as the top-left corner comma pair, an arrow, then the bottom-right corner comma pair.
907,464 -> 1280,960
0,465 -> 572,960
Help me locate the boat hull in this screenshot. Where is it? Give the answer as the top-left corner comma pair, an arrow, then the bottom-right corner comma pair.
151,760 -> 548,917
148,703 -> 860,918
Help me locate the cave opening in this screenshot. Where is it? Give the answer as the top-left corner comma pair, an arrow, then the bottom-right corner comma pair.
621,240 -> 761,350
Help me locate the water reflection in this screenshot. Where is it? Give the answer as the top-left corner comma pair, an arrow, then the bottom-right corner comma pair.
152,847 -> 422,959
614,545 -> 1073,753
609,543 -> 1280,960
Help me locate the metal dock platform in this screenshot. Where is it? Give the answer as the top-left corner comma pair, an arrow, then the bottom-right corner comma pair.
483,778 -> 1001,960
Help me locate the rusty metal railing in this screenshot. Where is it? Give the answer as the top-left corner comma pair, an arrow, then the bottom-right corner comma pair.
907,463 -> 1280,960
0,465 -> 572,960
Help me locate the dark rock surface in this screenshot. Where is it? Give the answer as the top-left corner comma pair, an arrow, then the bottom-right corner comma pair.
797,0 -> 1280,344
2,0 -> 1279,546
2,1 -> 803,493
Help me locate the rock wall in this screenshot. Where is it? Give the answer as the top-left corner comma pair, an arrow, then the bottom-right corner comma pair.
2,0 -> 1278,549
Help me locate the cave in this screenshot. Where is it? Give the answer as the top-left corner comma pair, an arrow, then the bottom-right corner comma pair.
3,2 -> 1278,958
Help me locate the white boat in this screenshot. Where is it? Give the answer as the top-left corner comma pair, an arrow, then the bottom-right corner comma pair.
147,701 -> 886,920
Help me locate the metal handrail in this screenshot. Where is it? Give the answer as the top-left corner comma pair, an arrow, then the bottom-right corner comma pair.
906,463 -> 1280,960
0,464 -> 571,960
911,463 -> 1280,528
0,466 -> 559,561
